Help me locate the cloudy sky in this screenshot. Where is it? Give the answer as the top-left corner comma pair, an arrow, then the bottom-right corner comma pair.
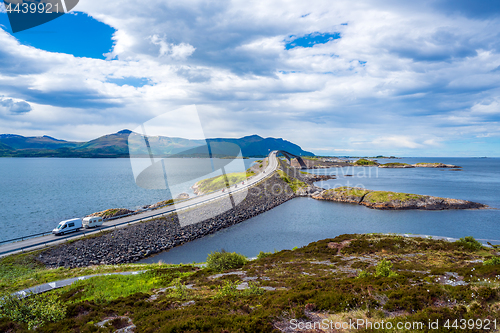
0,0 -> 499,156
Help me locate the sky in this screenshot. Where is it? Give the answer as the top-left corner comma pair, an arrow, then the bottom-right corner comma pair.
0,0 -> 499,157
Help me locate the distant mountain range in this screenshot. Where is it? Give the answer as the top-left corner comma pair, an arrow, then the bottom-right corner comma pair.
0,130 -> 314,158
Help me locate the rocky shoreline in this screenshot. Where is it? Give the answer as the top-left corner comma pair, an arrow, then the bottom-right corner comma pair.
312,187 -> 487,210
379,162 -> 461,168
38,173 -> 296,268
35,157 -> 485,269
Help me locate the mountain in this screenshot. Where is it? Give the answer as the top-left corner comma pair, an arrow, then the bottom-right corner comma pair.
0,134 -> 79,150
0,130 -> 314,158
206,135 -> 312,157
0,141 -> 13,153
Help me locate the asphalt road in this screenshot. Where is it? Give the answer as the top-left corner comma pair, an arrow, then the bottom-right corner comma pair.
0,151 -> 279,257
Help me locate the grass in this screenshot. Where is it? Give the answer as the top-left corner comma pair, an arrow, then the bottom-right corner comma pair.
277,169 -> 308,193
353,158 -> 377,166
364,191 -> 425,203
484,257 -> 500,266
91,208 -> 133,219
333,186 -> 371,197
56,267 -> 195,304
380,162 -> 410,167
415,162 -> 440,166
195,171 -> 254,194
0,251 -> 174,294
2,234 -> 500,332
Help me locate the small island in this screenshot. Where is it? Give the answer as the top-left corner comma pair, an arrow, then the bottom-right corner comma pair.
312,187 -> 486,210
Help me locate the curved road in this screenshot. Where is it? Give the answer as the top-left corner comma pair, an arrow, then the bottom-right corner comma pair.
0,151 -> 280,257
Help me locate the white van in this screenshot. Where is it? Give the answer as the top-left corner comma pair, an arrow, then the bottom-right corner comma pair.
82,216 -> 103,229
52,218 -> 82,236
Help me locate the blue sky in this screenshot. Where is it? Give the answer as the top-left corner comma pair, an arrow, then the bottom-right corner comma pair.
0,0 -> 499,157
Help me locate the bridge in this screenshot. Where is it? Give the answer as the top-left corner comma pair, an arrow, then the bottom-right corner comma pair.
0,150 -> 291,257
275,150 -> 308,169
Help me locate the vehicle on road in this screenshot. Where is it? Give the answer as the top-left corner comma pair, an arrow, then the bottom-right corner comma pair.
82,216 -> 103,229
52,218 -> 82,235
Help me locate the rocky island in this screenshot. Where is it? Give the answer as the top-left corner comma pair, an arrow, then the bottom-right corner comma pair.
379,162 -> 462,168
312,187 -> 486,210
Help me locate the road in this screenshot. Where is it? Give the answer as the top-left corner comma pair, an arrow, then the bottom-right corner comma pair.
0,151 -> 280,257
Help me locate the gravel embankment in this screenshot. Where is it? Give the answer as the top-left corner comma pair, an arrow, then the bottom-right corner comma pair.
38,173 -> 296,268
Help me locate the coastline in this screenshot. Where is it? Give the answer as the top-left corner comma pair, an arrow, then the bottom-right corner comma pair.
38,173 -> 296,268
4,154 -> 491,269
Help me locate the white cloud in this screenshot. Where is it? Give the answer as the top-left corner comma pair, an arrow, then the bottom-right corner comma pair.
0,97 -> 32,115
0,0 -> 499,155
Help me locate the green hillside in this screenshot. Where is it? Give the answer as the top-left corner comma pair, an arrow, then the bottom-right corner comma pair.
0,130 -> 314,158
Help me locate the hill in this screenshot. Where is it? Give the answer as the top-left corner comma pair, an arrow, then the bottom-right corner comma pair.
0,130 -> 313,158
1,234 -> 498,331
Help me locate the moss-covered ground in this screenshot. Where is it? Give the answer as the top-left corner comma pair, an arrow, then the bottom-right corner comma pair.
353,159 -> 378,166
194,171 -> 255,194
380,162 -> 410,167
2,234 -> 500,332
364,191 -> 426,203
333,186 -> 371,198
0,251 -> 170,295
277,169 -> 308,193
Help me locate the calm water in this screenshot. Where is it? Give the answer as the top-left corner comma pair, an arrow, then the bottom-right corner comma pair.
140,157 -> 500,264
0,157 -> 257,242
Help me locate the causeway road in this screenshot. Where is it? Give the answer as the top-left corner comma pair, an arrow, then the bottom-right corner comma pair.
0,151 -> 280,257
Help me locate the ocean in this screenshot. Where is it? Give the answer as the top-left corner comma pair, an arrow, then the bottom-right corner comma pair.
0,157 -> 257,242
138,157 -> 500,264
1,157 -> 499,262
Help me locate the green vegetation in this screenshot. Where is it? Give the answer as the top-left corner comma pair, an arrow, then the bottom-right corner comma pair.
256,251 -> 273,259
206,250 -> 247,272
484,257 -> 500,266
455,236 -> 483,251
375,259 -> 398,277
277,169 -> 308,193
333,186 -> 370,197
195,171 -> 253,194
0,251 -> 171,295
3,234 -> 500,332
364,191 -> 425,203
357,270 -> 371,278
59,271 -> 170,304
356,259 -> 398,278
415,162 -> 440,165
353,158 -> 377,166
0,293 -> 66,330
380,162 -> 410,167
487,242 -> 500,249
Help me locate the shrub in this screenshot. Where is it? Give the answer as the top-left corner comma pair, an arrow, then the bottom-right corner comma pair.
0,293 -> 66,330
241,282 -> 265,296
213,280 -> 239,299
171,278 -> 189,299
354,159 -> 377,166
357,270 -> 371,278
206,250 -> 247,272
456,236 -> 482,251
375,259 -> 397,277
484,257 -> 500,266
257,251 -> 272,259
